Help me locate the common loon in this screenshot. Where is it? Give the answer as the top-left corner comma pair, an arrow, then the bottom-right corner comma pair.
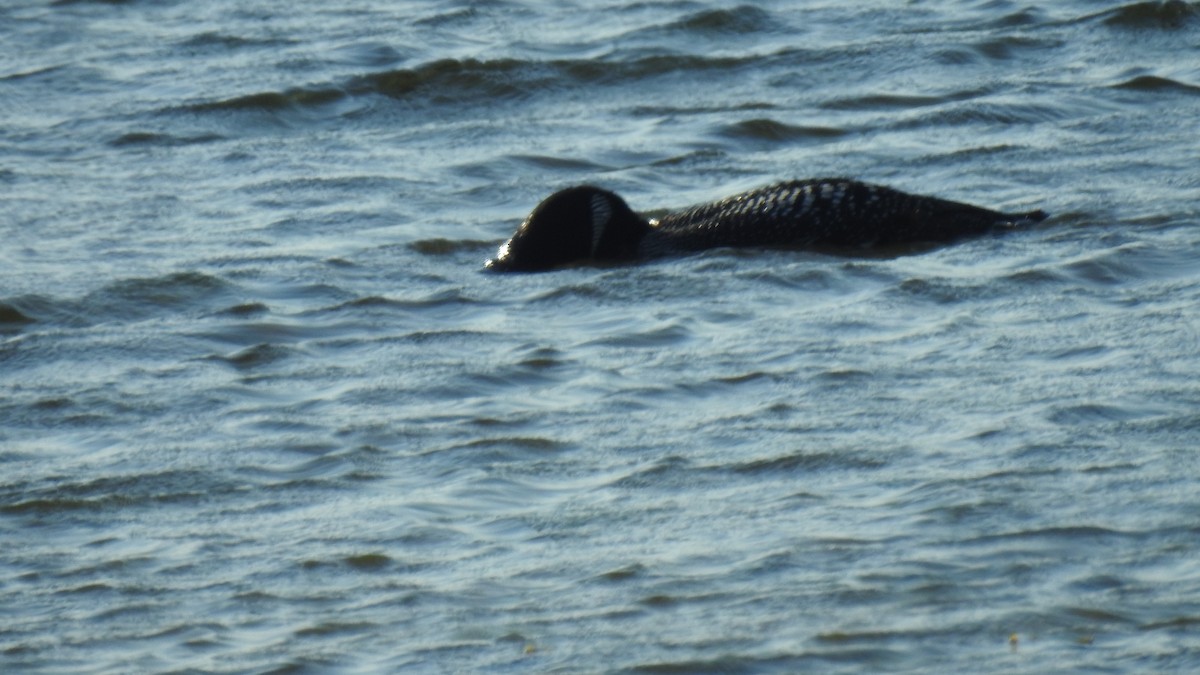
485,178 -> 1048,272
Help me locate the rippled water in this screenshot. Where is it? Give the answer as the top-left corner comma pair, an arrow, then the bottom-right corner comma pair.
4,0 -> 1200,672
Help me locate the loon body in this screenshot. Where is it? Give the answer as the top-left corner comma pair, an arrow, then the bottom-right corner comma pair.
486,178 -> 1048,272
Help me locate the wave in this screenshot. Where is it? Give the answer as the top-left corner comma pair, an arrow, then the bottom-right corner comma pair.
887,99 -> 1076,129
715,118 -> 848,144
51,0 -> 138,5
186,87 -> 349,113
84,271 -> 233,322
0,64 -> 66,82
211,342 -> 296,371
1109,74 -> 1200,94
108,132 -> 225,148
2,272 -> 233,330
663,5 -> 776,36
820,92 -> 955,112
407,238 -> 495,257
0,302 -> 35,330
1100,0 -> 1199,29
181,50 -> 798,115
0,468 -> 236,515
729,450 -> 886,474
178,31 -> 297,50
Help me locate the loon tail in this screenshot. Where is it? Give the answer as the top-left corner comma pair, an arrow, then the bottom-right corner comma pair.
913,195 -> 1049,243
1008,209 -> 1049,224
997,208 -> 1049,230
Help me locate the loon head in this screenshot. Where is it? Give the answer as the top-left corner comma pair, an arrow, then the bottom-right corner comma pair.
486,185 -> 649,272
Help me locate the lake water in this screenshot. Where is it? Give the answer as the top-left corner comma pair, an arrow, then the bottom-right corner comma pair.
3,0 -> 1200,672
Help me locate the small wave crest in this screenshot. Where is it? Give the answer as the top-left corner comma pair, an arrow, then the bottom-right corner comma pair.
181,51 -> 782,116
408,238 -> 497,257
0,302 -> 36,330
2,272 -> 233,330
179,31 -> 296,50
1100,0 -> 1199,29
187,87 -> 348,113
212,342 -> 295,371
109,132 -> 224,148
667,5 -> 775,35
715,118 -> 848,145
821,92 -> 952,112
1109,74 -> 1200,94
182,58 -> 540,114
50,0 -> 137,5
85,272 -> 233,323
1,468 -> 237,515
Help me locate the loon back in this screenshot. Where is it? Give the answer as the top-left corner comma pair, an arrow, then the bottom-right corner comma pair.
486,179 -> 1047,272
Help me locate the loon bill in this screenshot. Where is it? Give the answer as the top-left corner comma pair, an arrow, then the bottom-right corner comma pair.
485,178 -> 1048,272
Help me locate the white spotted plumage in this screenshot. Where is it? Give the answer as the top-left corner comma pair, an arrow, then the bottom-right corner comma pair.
589,192 -> 612,256
639,178 -> 1038,253
489,178 -> 1046,271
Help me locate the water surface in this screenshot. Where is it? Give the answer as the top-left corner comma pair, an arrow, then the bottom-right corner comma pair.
3,0 -> 1200,672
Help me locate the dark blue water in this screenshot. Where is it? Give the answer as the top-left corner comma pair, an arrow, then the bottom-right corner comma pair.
3,1 -> 1200,672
